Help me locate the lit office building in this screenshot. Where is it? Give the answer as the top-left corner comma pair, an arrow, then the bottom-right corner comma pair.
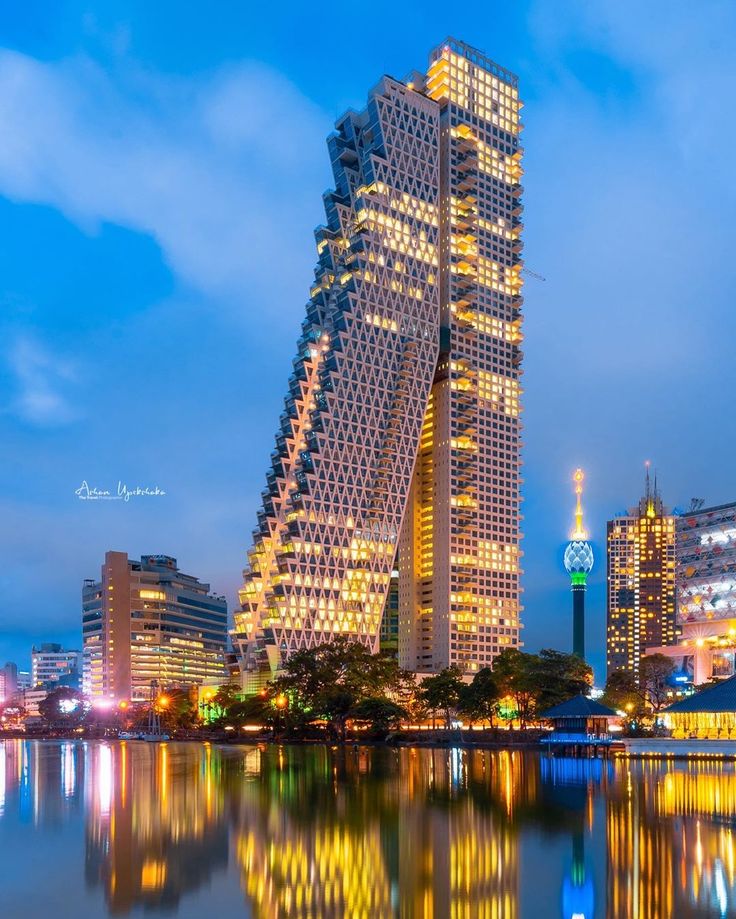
649,501 -> 736,684
606,471 -> 677,677
0,662 -> 18,703
234,38 -> 523,678
31,644 -> 82,690
82,551 -> 227,703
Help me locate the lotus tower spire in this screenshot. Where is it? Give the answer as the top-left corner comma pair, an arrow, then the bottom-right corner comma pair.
563,468 -> 594,659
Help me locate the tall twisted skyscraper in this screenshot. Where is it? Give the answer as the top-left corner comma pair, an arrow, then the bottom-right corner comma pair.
233,39 -> 524,677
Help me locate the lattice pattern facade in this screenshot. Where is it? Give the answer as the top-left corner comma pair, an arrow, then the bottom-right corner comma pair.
677,502 -> 736,624
233,75 -> 441,669
234,39 -> 524,675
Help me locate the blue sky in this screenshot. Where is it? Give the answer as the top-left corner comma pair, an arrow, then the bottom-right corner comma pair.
2,1 -> 735,682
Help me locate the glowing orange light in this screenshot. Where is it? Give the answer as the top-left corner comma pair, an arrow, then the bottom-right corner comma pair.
275,694 -> 287,709
157,695 -> 170,708
118,701 -> 128,709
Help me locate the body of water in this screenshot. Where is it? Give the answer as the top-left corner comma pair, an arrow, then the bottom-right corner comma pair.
0,739 -> 734,917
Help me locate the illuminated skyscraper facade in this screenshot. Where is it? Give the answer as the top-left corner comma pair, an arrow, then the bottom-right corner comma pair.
399,40 -> 524,674
234,39 -> 523,676
648,500 -> 736,685
606,472 -> 677,677
83,551 -> 227,702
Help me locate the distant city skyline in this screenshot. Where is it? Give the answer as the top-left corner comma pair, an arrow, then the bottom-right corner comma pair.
2,2 -> 736,684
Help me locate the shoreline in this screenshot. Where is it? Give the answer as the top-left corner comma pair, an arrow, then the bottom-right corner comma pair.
6,733 -> 736,759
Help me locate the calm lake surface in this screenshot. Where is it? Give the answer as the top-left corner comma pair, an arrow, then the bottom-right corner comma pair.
0,740 -> 734,918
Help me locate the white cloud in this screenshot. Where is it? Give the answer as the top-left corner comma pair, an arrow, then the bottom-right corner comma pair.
6,337 -> 78,426
0,50 -> 332,301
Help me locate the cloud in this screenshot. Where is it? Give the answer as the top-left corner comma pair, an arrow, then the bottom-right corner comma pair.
5,336 -> 79,426
0,50 -> 332,302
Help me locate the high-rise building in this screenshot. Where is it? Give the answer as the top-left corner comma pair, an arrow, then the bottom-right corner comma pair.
648,500 -> 736,685
83,552 -> 227,703
31,644 -> 82,690
606,470 -> 677,677
233,38 -> 524,678
563,469 -> 593,659
0,662 -> 19,703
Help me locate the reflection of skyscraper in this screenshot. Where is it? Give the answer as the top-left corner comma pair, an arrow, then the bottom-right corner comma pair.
233,746 -> 520,918
606,469 -> 677,677
603,761 -> 736,918
235,747 -> 394,916
399,749 -> 523,916
233,38 -> 524,679
0,739 -> 84,824
606,769 -> 671,917
85,742 -> 229,914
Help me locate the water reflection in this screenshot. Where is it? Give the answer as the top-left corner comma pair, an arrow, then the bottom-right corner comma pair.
1,740 -> 736,917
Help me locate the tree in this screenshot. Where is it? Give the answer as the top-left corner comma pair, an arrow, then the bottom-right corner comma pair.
492,649 -> 538,728
417,667 -> 464,729
457,667 -> 500,727
223,695 -> 275,730
38,687 -> 85,727
532,649 -> 592,713
639,654 -> 676,714
349,697 -> 408,735
602,669 -> 646,718
492,648 -> 593,727
269,637 -> 413,736
318,687 -> 356,741
156,686 -> 198,732
213,680 -> 243,712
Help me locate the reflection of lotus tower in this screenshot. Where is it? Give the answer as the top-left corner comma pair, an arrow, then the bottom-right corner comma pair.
563,469 -> 594,659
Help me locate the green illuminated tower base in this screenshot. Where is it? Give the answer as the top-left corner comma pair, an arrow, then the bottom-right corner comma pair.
571,573 -> 587,660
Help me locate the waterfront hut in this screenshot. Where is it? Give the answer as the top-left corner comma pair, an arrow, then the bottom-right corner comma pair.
663,675 -> 736,739
539,695 -> 617,746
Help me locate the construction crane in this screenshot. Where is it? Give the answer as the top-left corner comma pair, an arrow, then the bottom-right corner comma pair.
521,268 -> 546,282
